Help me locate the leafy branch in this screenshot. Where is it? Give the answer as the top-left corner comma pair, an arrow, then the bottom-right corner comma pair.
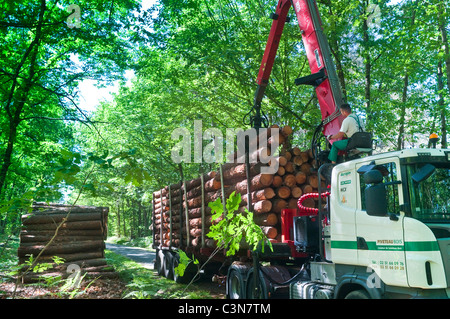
207,191 -> 273,256
175,191 -> 272,290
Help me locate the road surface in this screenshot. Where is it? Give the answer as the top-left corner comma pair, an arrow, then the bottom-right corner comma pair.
105,243 -> 155,269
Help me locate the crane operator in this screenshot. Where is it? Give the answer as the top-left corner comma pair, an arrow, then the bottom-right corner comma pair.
327,103 -> 362,164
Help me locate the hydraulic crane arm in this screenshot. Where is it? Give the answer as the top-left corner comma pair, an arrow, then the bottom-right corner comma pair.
253,0 -> 344,138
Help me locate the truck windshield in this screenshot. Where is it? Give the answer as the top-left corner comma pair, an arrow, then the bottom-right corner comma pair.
406,163 -> 450,222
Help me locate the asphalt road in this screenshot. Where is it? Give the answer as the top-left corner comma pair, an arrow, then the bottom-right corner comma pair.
105,243 -> 156,269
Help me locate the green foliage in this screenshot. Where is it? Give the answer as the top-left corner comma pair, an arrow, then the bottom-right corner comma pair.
208,191 -> 273,256
174,250 -> 198,277
105,250 -> 211,299
1,0 -> 449,260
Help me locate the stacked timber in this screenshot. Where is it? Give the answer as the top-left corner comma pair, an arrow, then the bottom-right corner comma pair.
152,124 -> 325,250
18,202 -> 115,283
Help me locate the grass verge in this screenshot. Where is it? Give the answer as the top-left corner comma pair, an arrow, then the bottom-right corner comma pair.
105,250 -> 220,299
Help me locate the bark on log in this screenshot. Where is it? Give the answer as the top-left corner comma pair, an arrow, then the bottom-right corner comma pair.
23,220 -> 103,231
253,213 -> 278,226
20,229 -> 104,237
18,240 -> 105,257
19,234 -> 104,243
261,226 -> 277,239
272,199 -> 288,213
22,212 -> 102,225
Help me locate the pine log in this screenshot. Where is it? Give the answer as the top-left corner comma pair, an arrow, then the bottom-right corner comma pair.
272,175 -> 283,188
31,203 -> 106,214
278,156 -> 287,166
283,174 -> 296,187
281,125 -> 293,137
295,171 -> 307,184
253,213 -> 278,226
18,240 -> 105,257
308,174 -> 319,189
189,215 -> 223,228
272,199 -> 288,213
302,197 -> 316,208
23,220 -> 103,231
276,186 -> 291,199
300,162 -> 312,175
190,228 -> 202,238
302,184 -> 313,194
238,199 -> 272,214
22,212 -> 102,225
235,173 -> 274,193
283,151 -> 292,161
290,186 -> 302,198
277,166 -> 285,176
252,188 -> 276,201
216,163 -> 261,183
253,200 -> 272,214
268,133 -> 285,147
261,226 -> 277,239
284,161 -> 294,173
191,237 -> 217,248
288,198 -> 298,209
19,234 -> 104,243
20,229 -> 104,237
293,156 -> 304,166
292,147 -> 302,156
300,151 -> 309,163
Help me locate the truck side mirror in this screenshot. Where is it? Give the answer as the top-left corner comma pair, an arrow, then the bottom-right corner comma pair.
411,164 -> 435,183
364,170 -> 388,217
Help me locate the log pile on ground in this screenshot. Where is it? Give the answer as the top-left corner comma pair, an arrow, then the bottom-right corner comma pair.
18,203 -> 115,283
152,124 -> 325,250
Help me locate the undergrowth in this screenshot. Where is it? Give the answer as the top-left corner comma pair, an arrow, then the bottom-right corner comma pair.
105,250 -> 214,299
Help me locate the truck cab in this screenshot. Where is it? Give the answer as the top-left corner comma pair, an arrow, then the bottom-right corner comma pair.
328,148 -> 450,298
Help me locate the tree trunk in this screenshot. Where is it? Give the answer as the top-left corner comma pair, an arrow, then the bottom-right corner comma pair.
437,62 -> 447,148
397,73 -> 409,150
438,7 -> 449,148
0,0 -> 46,197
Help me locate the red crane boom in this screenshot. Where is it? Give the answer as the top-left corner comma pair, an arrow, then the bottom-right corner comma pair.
253,0 -> 344,139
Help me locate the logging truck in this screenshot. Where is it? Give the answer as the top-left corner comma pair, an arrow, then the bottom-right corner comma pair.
151,0 -> 450,299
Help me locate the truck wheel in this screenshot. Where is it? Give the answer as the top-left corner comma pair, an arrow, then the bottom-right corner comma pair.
172,253 -> 181,282
172,252 -> 195,284
163,251 -> 174,279
345,289 -> 370,299
245,269 -> 269,299
226,263 -> 250,299
154,249 -> 161,272
156,250 -> 165,276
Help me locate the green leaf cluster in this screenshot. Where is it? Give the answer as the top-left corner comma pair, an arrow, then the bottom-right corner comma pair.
207,191 -> 272,256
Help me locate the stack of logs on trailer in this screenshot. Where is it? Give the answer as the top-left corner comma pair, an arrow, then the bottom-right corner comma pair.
18,202 -> 115,283
152,125 -> 325,250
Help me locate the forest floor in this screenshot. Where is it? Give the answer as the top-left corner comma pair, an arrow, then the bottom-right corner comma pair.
0,237 -> 225,299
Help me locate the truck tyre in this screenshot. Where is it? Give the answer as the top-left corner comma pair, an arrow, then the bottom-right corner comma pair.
172,252 -> 196,284
344,289 -> 370,299
163,250 -> 174,279
226,263 -> 250,299
154,249 -> 161,272
245,269 -> 269,299
171,253 -> 181,282
156,249 -> 165,276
